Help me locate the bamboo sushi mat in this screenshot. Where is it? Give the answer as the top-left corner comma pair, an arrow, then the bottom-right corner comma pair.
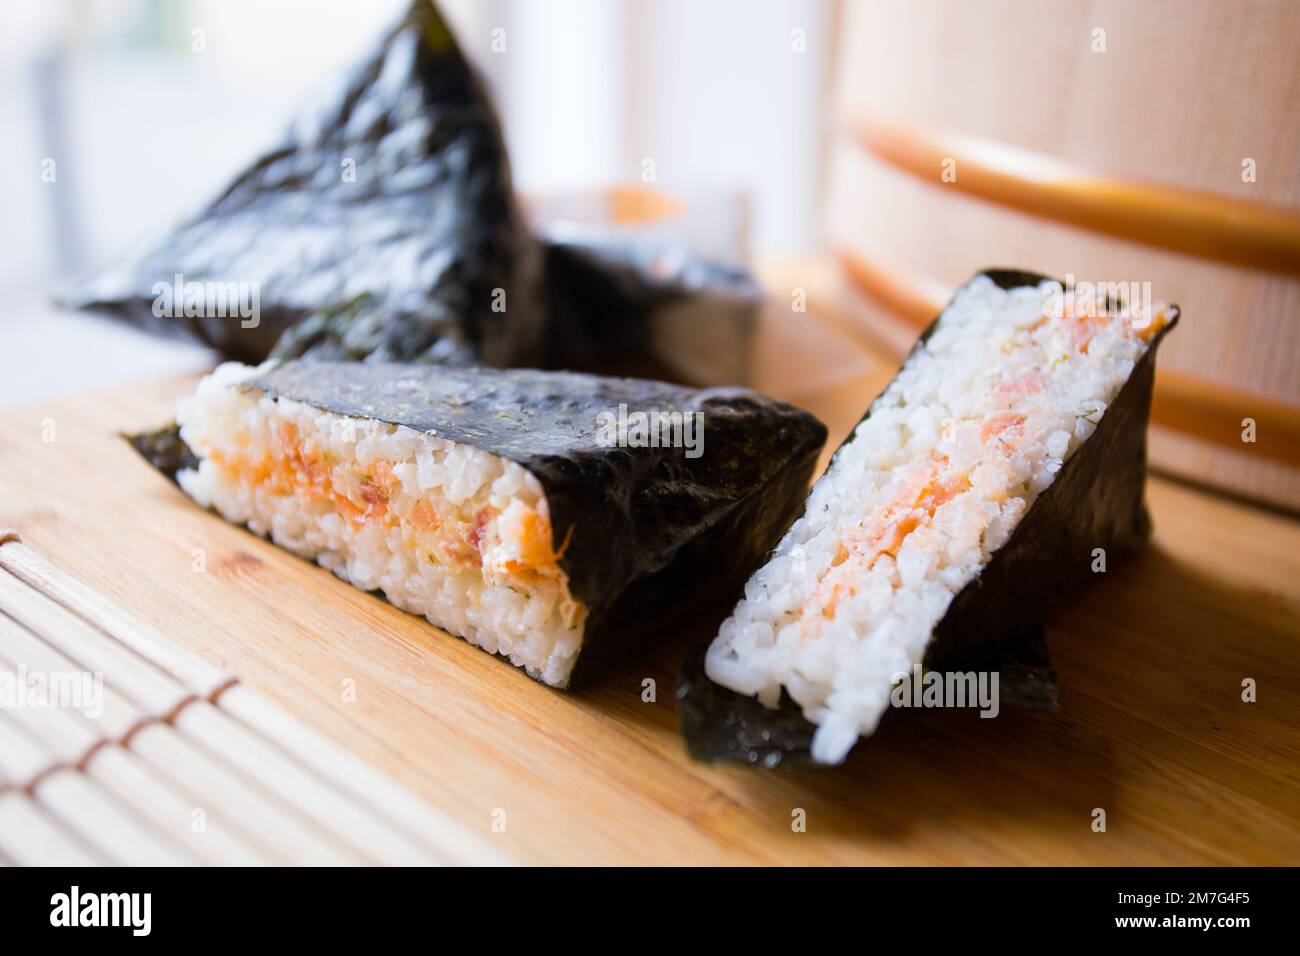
0,531 -> 505,866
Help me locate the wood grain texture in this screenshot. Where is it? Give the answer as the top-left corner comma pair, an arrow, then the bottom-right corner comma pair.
1,334 -> 1297,864
826,0 -> 1300,509
835,247 -> 1300,468
849,115 -> 1300,276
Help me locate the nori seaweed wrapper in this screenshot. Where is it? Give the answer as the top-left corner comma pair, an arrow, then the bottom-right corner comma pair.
676,268 -> 1178,767
65,0 -> 544,368
677,628 -> 1059,769
174,361 -> 827,687
64,0 -> 762,388
127,424 -> 198,484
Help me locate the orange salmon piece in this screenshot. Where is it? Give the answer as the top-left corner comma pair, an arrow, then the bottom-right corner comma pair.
980,413 -> 1026,444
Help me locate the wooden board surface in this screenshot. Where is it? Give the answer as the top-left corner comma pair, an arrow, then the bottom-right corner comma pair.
2,308 -> 1298,865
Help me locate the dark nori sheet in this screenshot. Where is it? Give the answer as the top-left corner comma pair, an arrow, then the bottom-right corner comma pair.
167,361 -> 826,687
126,424 -> 198,484
676,628 -> 1058,770
994,626 -> 1060,712
65,0 -> 544,368
676,268 -> 1178,766
64,1 -> 761,387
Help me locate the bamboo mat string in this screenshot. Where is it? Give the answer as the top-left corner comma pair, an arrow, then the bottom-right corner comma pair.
0,531 -> 506,865
0,646 -> 270,865
0,713 -> 195,865
0,653 -> 108,768
0,571 -> 378,864
0,612 -> 172,749
0,576 -> 373,861
0,709 -> 60,788
0,577 -> 450,864
0,603 -> 361,864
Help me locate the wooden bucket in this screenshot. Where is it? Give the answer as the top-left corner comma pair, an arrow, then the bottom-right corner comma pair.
826,0 -> 1300,510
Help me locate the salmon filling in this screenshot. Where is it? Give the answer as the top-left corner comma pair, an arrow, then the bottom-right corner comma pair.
177,364 -> 588,687
206,422 -> 573,593
706,276 -> 1174,763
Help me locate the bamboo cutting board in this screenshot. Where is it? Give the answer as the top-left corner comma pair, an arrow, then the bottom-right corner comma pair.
1,306 -> 1298,865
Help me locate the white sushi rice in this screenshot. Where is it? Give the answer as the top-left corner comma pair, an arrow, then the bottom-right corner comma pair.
705,277 -> 1159,764
177,362 -> 587,687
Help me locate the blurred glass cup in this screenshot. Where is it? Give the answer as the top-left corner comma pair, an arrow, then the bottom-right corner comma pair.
525,184 -> 751,270
526,185 -> 761,388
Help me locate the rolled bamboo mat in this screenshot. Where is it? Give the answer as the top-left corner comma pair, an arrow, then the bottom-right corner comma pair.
0,530 -> 509,866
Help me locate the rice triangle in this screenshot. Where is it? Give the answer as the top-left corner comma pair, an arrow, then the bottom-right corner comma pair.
164,361 -> 827,688
678,269 -> 1179,766
63,0 -> 544,368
